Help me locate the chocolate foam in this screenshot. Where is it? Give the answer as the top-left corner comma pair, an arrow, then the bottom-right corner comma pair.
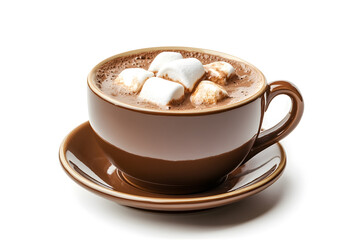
96,50 -> 264,111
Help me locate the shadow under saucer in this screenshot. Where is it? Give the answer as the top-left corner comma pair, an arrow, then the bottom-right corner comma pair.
74,173 -> 290,231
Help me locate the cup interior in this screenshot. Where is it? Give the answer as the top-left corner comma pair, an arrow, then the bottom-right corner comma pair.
87,46 -> 267,115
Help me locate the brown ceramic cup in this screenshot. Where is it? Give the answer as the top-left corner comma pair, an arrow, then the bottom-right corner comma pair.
87,47 -> 304,194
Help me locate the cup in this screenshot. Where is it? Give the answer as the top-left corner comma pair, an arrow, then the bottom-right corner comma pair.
87,47 -> 304,194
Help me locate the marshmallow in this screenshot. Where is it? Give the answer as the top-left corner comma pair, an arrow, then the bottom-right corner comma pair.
204,61 -> 235,85
157,58 -> 205,92
114,68 -> 154,93
139,77 -> 185,107
190,81 -> 229,105
148,52 -> 183,73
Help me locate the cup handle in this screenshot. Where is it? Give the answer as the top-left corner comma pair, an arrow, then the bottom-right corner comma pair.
243,81 -> 304,163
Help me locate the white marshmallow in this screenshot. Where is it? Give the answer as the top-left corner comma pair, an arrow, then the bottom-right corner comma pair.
190,81 -> 229,105
139,77 -> 185,107
148,52 -> 183,73
114,68 -> 154,93
157,58 -> 205,92
204,61 -> 235,85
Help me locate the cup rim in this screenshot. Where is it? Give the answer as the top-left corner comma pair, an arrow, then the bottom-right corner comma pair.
87,46 -> 267,116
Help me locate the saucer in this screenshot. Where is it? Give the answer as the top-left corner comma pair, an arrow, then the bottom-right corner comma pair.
59,122 -> 286,211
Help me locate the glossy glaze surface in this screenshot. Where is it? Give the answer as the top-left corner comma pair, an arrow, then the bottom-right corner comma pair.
88,89 -> 263,193
59,122 -> 286,211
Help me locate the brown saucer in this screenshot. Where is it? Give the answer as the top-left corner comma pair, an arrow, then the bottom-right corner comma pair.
59,122 -> 286,211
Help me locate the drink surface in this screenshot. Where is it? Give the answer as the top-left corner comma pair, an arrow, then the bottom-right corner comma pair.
95,50 -> 264,110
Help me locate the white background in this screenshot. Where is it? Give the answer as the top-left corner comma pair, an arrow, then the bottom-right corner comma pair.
1,0 -> 359,239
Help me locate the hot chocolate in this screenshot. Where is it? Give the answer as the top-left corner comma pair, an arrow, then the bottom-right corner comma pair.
95,49 -> 264,111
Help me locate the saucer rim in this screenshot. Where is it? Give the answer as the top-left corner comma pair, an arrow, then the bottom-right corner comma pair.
59,121 -> 286,205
